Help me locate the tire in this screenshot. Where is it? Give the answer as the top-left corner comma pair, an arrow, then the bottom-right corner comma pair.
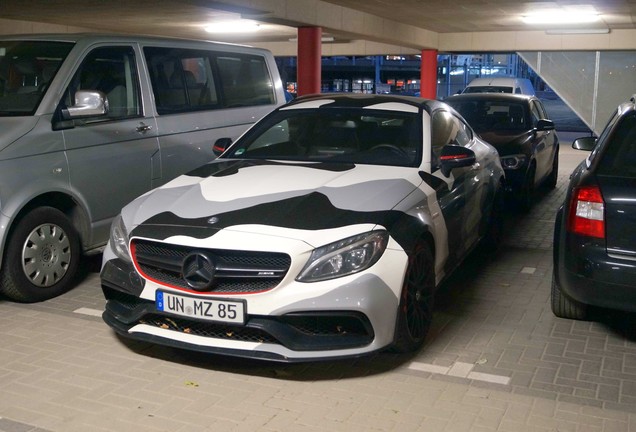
392,242 -> 435,353
518,165 -> 536,212
1,207 -> 80,303
546,150 -> 559,189
551,275 -> 587,320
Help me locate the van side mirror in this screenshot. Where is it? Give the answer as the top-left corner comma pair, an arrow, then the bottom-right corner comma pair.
213,137 -> 233,156
440,145 -> 476,177
62,90 -> 107,119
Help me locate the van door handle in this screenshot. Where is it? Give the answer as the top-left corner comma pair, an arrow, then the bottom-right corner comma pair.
136,122 -> 152,133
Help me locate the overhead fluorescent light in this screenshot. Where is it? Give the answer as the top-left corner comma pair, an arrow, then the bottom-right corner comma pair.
522,11 -> 600,25
545,28 -> 610,35
288,36 -> 335,42
205,20 -> 261,33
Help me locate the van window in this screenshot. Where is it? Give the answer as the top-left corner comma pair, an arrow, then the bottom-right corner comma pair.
0,40 -> 73,116
215,54 -> 275,108
144,47 -> 275,114
63,46 -> 141,121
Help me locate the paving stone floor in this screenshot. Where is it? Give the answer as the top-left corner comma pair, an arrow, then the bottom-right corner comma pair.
1,135 -> 635,431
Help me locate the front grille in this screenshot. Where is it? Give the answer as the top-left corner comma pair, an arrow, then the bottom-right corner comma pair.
132,239 -> 291,294
141,314 -> 277,343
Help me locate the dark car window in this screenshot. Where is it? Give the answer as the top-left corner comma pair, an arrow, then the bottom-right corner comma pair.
225,108 -> 421,167
596,112 -> 636,178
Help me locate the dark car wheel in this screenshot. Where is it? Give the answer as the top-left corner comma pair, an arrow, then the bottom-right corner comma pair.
392,242 -> 435,353
551,275 -> 587,320
0,207 -> 80,303
546,150 -> 559,189
518,165 -> 536,212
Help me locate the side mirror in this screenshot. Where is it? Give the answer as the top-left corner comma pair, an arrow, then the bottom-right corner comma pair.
535,119 -> 555,132
213,137 -> 233,156
572,136 -> 597,151
440,145 -> 476,177
62,90 -> 107,119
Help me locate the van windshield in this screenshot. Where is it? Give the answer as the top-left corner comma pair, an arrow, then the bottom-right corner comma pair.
463,86 -> 513,94
0,40 -> 74,116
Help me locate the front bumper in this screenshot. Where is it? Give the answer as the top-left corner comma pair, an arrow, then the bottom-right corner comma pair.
100,245 -> 407,362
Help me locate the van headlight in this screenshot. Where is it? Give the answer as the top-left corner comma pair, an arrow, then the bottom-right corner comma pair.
110,214 -> 131,262
296,231 -> 389,282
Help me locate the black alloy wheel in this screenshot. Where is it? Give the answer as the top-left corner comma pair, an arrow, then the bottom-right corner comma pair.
392,242 -> 435,353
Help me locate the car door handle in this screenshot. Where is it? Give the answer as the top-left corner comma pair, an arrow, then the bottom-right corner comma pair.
136,123 -> 152,133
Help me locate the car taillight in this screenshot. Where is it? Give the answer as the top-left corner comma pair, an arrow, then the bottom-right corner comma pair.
567,185 -> 605,238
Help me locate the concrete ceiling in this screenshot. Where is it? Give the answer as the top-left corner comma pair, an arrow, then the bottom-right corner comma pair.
1,0 -> 635,54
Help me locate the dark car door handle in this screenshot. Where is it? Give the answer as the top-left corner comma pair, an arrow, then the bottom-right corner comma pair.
136,123 -> 152,133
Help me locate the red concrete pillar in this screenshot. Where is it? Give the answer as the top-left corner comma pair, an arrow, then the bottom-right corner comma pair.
297,27 -> 322,96
420,49 -> 438,99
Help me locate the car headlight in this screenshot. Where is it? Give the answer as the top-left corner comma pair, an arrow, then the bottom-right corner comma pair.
110,214 -> 131,262
500,154 -> 527,169
296,230 -> 389,282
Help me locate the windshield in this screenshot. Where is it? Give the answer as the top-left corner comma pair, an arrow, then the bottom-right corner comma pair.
224,108 -> 422,167
0,40 -> 74,116
463,86 -> 512,94
448,99 -> 528,133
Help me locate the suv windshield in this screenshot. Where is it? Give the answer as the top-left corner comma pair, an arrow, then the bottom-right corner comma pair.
224,108 -> 422,167
0,40 -> 74,116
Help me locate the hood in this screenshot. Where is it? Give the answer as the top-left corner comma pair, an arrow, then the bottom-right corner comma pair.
125,159 -> 422,244
0,116 -> 39,153
477,130 -> 533,156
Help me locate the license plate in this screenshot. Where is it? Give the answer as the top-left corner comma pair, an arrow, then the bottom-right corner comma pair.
156,291 -> 246,325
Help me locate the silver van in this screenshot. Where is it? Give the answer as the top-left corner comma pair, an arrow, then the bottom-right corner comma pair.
0,34 -> 285,302
462,77 -> 535,96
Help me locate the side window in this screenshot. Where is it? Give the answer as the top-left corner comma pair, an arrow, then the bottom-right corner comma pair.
215,54 -> 275,107
145,47 -> 218,115
431,110 -> 472,170
597,113 -> 636,178
64,46 -> 140,120
529,101 -> 543,125
144,48 -> 274,114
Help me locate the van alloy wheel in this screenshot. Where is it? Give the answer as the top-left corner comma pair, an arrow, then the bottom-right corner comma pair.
0,207 -> 80,303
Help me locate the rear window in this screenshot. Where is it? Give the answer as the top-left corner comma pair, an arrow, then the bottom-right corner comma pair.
597,112 -> 636,178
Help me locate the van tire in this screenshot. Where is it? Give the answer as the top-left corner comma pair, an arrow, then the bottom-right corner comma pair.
1,207 -> 80,303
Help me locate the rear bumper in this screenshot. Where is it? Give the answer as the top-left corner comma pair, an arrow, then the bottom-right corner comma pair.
553,209 -> 636,312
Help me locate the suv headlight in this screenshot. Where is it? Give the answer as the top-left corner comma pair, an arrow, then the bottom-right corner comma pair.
500,154 -> 527,169
110,214 -> 131,262
296,230 -> 389,282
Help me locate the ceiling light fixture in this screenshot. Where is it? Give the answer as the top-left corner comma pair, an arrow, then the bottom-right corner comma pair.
204,20 -> 261,33
545,28 -> 610,35
522,11 -> 600,25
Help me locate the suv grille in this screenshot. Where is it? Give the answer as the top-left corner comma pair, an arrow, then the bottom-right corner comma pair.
132,239 -> 291,294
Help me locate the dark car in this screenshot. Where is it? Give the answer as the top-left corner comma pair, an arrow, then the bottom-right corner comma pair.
552,95 -> 636,320
446,93 -> 559,210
